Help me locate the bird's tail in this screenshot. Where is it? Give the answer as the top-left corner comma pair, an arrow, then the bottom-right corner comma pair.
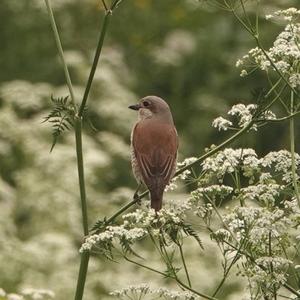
150,188 -> 164,212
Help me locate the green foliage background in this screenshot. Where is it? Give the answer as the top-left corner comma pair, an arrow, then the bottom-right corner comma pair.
0,0 -> 298,299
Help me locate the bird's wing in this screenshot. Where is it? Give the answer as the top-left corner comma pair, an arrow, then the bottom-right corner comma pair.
132,121 -> 178,188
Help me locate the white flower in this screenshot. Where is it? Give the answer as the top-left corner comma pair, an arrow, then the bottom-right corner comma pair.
110,284 -> 199,299
7,294 -> 24,300
22,288 -> 55,300
165,157 -> 198,191
236,15 -> 300,87
240,69 -> 248,77
202,148 -> 258,177
212,117 -> 233,131
228,104 -> 257,129
191,185 -> 233,200
289,74 -> 300,88
0,288 -> 6,297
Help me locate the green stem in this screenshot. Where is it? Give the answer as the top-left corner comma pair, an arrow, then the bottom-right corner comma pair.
75,118 -> 89,235
78,11 -> 111,117
74,252 -> 90,300
256,110 -> 300,123
105,191 -> 149,225
290,91 -> 300,207
174,120 -> 254,175
175,277 -> 218,300
178,244 -> 192,288
205,195 -> 238,243
74,118 -> 90,300
44,0 -> 76,106
125,255 -> 217,300
124,256 -> 166,277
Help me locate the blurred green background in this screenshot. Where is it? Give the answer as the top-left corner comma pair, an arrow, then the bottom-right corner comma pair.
0,0 -> 298,299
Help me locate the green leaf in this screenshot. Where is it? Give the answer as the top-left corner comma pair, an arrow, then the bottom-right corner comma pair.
43,95 -> 76,151
182,223 -> 204,250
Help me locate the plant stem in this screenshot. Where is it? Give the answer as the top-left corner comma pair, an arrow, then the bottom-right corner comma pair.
124,256 -> 167,277
78,11 -> 111,117
178,244 -> 192,288
290,91 -> 300,207
44,0 -> 76,106
175,277 -> 218,300
74,251 -> 90,300
75,118 -> 89,236
74,117 -> 90,300
174,120 -> 254,175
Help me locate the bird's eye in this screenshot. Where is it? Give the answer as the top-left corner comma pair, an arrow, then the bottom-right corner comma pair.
143,101 -> 150,107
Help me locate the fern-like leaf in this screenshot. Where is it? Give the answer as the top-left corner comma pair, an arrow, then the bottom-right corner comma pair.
182,223 -> 204,250
120,236 -> 143,259
43,95 -> 76,151
90,217 -> 108,233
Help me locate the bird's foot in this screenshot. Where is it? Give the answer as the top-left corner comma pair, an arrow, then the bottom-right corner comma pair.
134,192 -> 141,205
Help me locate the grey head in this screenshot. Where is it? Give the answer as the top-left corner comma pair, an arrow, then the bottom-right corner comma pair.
128,95 -> 174,123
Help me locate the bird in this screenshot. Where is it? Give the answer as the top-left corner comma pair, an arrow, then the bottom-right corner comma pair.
129,96 -> 178,211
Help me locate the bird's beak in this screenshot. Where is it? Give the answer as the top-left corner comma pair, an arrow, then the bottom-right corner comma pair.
128,103 -> 141,111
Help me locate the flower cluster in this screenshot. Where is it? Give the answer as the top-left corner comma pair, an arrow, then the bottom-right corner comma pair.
212,103 -> 276,132
187,144 -> 300,298
262,150 -> 300,183
200,148 -> 299,185
212,117 -> 233,131
81,197 -> 195,254
80,226 -> 147,253
202,148 -> 259,178
0,288 -> 54,300
165,157 -> 198,192
237,8 -> 300,87
240,183 -> 283,206
213,204 -> 294,297
110,284 -> 199,300
266,7 -> 300,22
191,185 -> 233,200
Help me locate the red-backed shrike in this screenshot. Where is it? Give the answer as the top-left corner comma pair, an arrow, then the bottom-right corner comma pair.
129,96 -> 178,211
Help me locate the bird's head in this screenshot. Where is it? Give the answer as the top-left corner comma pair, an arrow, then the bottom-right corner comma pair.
129,96 -> 173,122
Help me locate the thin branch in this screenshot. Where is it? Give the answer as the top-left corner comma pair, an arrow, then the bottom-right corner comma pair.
256,110 -> 300,123
175,277 -> 218,300
124,256 -> 167,277
101,0 -> 108,11
78,0 -> 121,117
289,91 -> 300,206
178,244 -> 192,288
75,118 -> 89,235
74,252 -> 90,300
44,0 -> 76,107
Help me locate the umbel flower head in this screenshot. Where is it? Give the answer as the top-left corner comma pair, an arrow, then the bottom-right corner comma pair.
237,8 -> 300,87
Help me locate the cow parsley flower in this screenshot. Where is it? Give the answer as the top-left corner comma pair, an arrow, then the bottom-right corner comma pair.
191,185 -> 233,200
202,148 -> 258,177
237,9 -> 300,87
110,284 -> 150,298
165,157 -> 198,191
212,117 -> 233,131
241,183 -> 283,205
110,284 -> 199,300
228,104 -> 259,129
261,150 -> 300,183
22,288 -> 55,300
